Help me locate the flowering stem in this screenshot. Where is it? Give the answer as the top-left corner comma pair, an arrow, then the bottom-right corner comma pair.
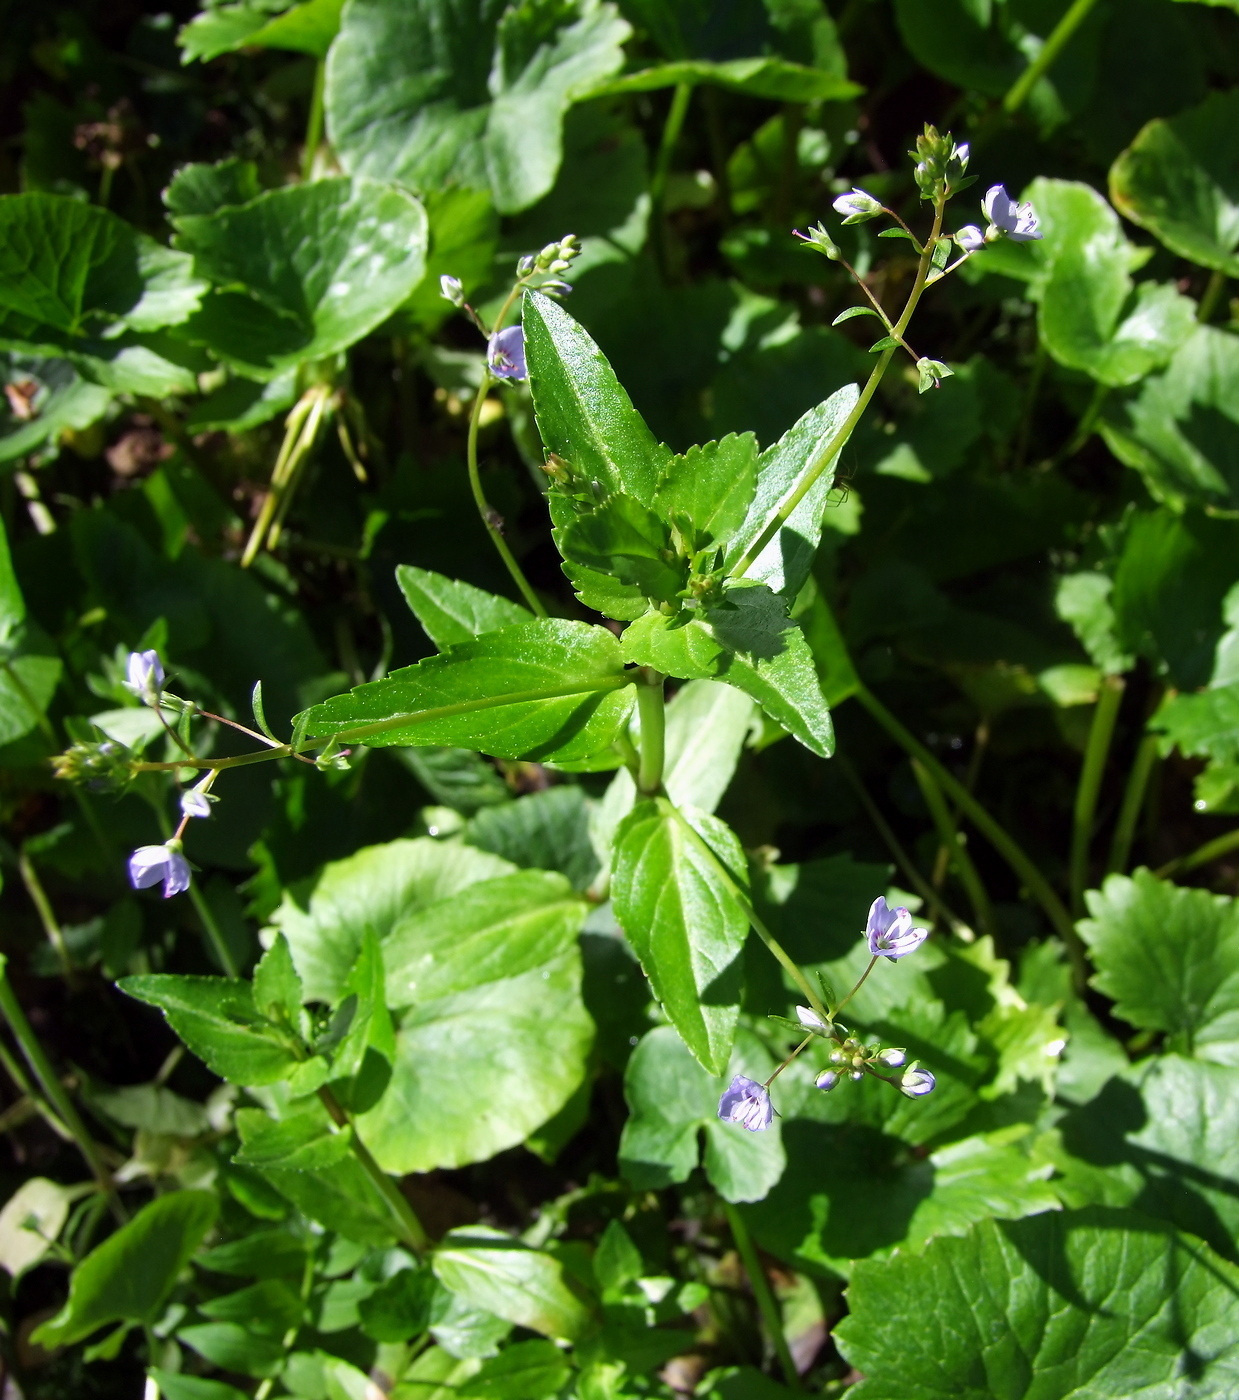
465,373 -> 547,617
1198,270 -> 1228,325
302,59 -> 326,180
1002,0 -> 1103,114
910,758 -> 995,936
635,670 -> 666,795
651,82 -> 693,270
0,957 -> 126,1223
831,955 -> 878,1019
1070,674 -> 1125,914
318,1086 -> 428,1254
764,1033 -> 815,1089
665,804 -> 831,1026
732,196 -> 946,580
1106,731 -> 1159,875
721,1201 -> 801,1391
855,683 -> 1087,986
1156,825 -> 1239,880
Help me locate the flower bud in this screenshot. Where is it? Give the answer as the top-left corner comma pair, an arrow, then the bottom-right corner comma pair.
875,1047 -> 907,1069
899,1064 -> 937,1098
954,225 -> 986,254
181,788 -> 212,820
815,1069 -> 840,1092
796,1005 -> 828,1031
439,274 -> 465,306
516,255 -> 536,277
832,187 -> 883,224
124,650 -> 164,707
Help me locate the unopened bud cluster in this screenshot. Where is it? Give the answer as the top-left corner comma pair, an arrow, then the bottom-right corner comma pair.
909,125 -> 970,201
813,1031 -> 933,1099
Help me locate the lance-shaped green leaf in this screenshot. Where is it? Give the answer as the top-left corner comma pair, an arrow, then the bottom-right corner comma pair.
589,56 -> 859,102
294,618 -> 634,764
722,386 -> 860,599
396,566 -> 533,651
652,434 -> 758,550
612,797 -> 748,1075
252,932 -> 303,1028
623,586 -> 834,759
1111,90 -> 1239,277
524,290 -> 671,505
558,494 -> 686,604
234,1103 -> 353,1172
834,1208 -> 1239,1399
119,976 -> 299,1086
328,931 -> 396,1113
32,1191 -> 219,1349
619,1027 -> 785,1203
259,1153 -> 398,1246
175,177 -> 427,378
433,1226 -> 595,1340
1079,869 -> 1239,1061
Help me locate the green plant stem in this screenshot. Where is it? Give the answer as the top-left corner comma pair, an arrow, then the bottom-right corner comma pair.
722,1201 -> 801,1390
267,386 -> 333,551
0,1036 -> 74,1142
666,805 -> 830,1027
636,670 -> 666,795
241,389 -> 322,568
1156,826 -> 1239,879
1069,674 -> 1125,914
1106,731 -> 1159,875
18,848 -> 73,980
0,961 -> 125,1222
910,759 -> 995,936
1198,270 -> 1229,324
832,955 -> 879,1019
855,684 -> 1086,985
835,755 -> 969,934
318,1086 -> 428,1254
466,375 -> 547,617
152,805 -> 240,977
1059,382 -> 1109,460
1011,341 -> 1046,471
1003,0 -> 1103,113
613,728 -> 641,784
302,59 -> 326,180
651,82 -> 693,273
732,195 -> 946,579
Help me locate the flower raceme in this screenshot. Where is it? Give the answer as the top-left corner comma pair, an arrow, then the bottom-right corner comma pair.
717,892 -> 937,1130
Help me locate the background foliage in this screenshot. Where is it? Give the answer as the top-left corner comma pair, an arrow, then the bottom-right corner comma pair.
3,0 -> 1239,1396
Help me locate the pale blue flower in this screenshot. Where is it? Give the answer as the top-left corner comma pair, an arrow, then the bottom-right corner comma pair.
129,843 -> 190,898
899,1064 -> 936,1098
865,896 -> 929,961
717,1075 -> 773,1131
180,789 -> 212,820
488,326 -> 526,381
124,650 -> 164,706
955,225 -> 986,253
982,185 -> 1042,242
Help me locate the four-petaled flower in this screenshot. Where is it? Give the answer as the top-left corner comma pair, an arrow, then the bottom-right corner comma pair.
124,650 -> 164,706
865,895 -> 929,961
488,326 -> 526,381
717,1074 -> 774,1132
899,1065 -> 936,1098
129,842 -> 191,899
982,185 -> 1042,242
181,789 -> 212,820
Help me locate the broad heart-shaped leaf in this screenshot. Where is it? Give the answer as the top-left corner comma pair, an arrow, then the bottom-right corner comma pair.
119,976 -> 299,1086
1079,869 -> 1239,1062
836,1208 -> 1239,1399
175,177 -> 427,378
1036,182 -> 1196,387
270,837 -> 516,1002
179,0 -> 344,63
619,1027 -> 785,1204
622,586 -> 834,759
32,1191 -> 218,1349
433,1226 -> 595,1341
466,785 -> 600,892
164,159 -> 261,220
0,194 -> 204,338
396,566 -> 533,651
1100,326 -> 1239,511
327,0 -> 626,214
524,290 -> 672,506
1111,90 -> 1239,277
612,797 -> 748,1075
356,874 -> 592,1172
1050,1056 -> 1239,1261
589,56 -> 859,102
652,434 -> 757,550
558,494 -> 686,604
484,0 -> 630,214
722,385 -> 860,599
295,619 -> 634,764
